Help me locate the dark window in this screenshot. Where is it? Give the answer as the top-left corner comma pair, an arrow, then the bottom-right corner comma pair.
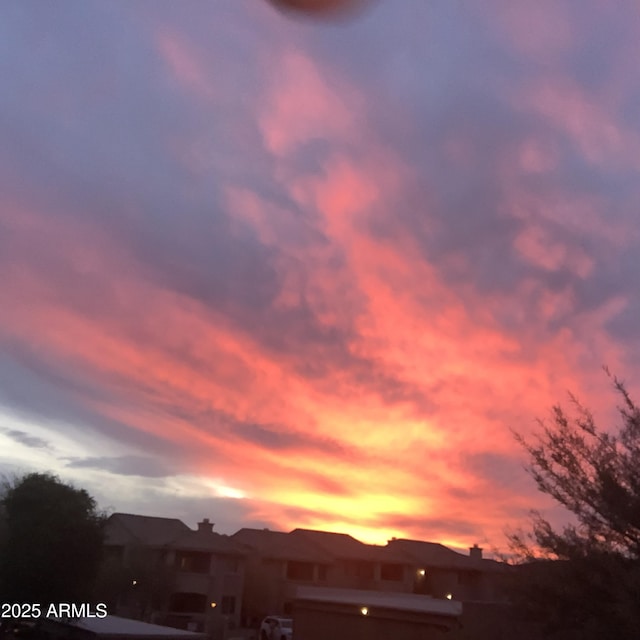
381,563 -> 403,581
355,561 -> 375,580
286,561 -> 314,581
217,556 -> 239,573
221,596 -> 236,614
176,551 -> 211,573
169,592 -> 207,613
317,565 -> 327,581
283,601 -> 293,614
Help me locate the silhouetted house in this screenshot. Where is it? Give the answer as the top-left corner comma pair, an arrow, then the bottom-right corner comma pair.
293,586 -> 462,640
231,528 -> 334,621
231,527 -> 414,621
103,514 -> 245,639
386,539 -> 508,603
386,539 -> 512,640
104,513 -> 190,560
291,528 -> 414,592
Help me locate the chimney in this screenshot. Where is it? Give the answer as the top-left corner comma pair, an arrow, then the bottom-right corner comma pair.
197,518 -> 214,533
469,543 -> 483,561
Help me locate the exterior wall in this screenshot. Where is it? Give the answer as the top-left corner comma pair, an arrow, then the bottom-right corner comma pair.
323,560 -> 352,589
104,542 -> 243,639
418,567 -> 459,599
449,570 -> 482,602
411,566 -> 507,603
324,560 -> 413,593
163,552 -> 244,638
240,556 -> 287,623
448,569 -> 508,603
240,555 -> 416,622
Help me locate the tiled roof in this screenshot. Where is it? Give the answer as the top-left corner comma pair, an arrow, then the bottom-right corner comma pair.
105,513 -> 190,546
387,539 -> 505,572
232,528 -> 334,563
291,528 -> 409,564
105,513 -> 505,572
106,513 -> 244,555
169,528 -> 245,555
387,539 -> 467,567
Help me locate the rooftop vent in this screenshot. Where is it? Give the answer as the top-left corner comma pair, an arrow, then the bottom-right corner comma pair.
469,544 -> 483,560
197,518 -> 214,533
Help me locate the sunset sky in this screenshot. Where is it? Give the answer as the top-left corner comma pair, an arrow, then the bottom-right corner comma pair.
1,0 -> 639,551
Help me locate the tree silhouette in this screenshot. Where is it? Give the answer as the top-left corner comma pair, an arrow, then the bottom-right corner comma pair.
509,373 -> 640,639
0,472 -> 105,607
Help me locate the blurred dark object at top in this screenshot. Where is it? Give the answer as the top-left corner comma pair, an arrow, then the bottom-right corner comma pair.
268,0 -> 375,21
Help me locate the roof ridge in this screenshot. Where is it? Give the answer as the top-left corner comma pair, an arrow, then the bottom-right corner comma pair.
291,528 -> 365,543
110,512 -> 187,523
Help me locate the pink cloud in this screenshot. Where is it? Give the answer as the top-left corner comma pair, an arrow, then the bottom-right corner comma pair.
258,49 -> 360,157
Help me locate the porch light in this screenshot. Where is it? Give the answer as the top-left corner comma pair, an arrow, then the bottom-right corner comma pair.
210,602 -> 217,608
360,607 -> 369,616
446,593 -> 452,600
417,569 -> 426,576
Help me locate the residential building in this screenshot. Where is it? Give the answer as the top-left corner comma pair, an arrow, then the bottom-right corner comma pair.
386,539 -> 509,603
231,527 -> 417,620
232,526 -> 508,626
231,527 -> 334,622
291,528 -> 414,593
102,514 -> 246,640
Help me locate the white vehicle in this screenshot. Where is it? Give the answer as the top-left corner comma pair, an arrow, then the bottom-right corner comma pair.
259,616 -> 293,640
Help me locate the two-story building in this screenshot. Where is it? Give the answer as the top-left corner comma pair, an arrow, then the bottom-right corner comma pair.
103,514 -> 509,638
103,513 -> 246,639
290,529 -> 414,593
231,526 -> 508,625
231,527 -> 334,622
231,527 -> 414,620
386,539 -> 508,603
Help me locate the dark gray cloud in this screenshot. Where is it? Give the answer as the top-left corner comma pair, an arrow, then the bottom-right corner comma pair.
0,350 -> 178,460
234,421 -> 343,455
65,455 -> 173,478
462,452 -> 532,495
1,428 -> 51,450
160,403 -> 364,465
